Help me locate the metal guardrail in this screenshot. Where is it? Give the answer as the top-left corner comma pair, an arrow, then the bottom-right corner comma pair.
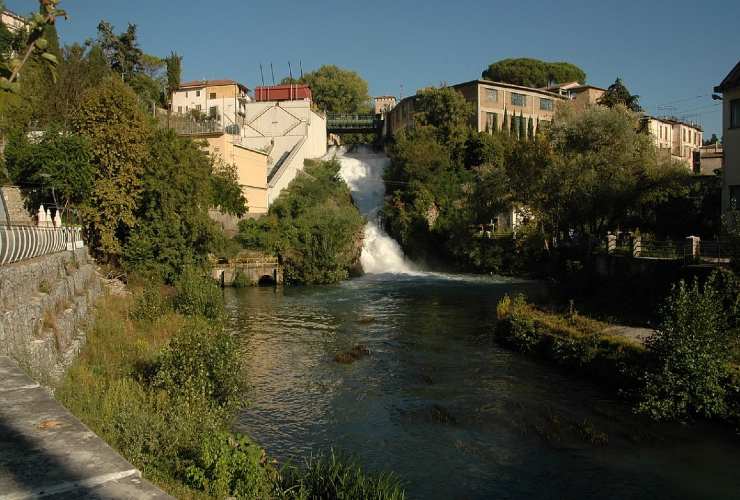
0,225 -> 84,266
326,113 -> 381,131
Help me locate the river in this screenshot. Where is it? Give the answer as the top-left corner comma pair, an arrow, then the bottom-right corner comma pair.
228,149 -> 740,499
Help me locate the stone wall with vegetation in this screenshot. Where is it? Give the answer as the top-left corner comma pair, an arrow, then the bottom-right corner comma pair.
0,248 -> 102,383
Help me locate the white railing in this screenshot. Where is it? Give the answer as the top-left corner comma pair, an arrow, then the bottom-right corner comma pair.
0,225 -> 84,266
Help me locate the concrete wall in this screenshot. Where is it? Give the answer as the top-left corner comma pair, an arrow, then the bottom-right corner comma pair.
0,248 -> 102,383
723,87 -> 740,211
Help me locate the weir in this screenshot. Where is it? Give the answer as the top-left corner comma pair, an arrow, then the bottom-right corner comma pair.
333,146 -> 415,274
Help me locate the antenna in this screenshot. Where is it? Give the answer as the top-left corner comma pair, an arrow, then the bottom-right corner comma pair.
400,84 -> 404,100
299,60 -> 303,79
288,61 -> 293,81
259,64 -> 265,86
270,63 -> 275,85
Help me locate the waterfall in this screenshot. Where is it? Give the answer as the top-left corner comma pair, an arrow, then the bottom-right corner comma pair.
334,147 -> 415,274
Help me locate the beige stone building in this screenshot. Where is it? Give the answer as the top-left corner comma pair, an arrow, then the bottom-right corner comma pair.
374,95 -> 397,115
1,9 -> 27,32
698,143 -> 723,176
545,81 -> 606,111
716,61 -> 740,211
171,79 -> 251,127
642,116 -> 703,168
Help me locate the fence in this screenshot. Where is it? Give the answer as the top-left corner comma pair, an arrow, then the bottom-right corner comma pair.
0,225 -> 84,266
606,232 -> 732,266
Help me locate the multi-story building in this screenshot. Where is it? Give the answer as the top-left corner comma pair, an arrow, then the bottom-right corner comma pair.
698,143 -> 723,176
171,79 -> 251,127
1,9 -> 27,32
643,116 -> 703,167
453,79 -> 563,134
386,79 -> 564,137
374,95 -> 397,115
716,60 -> 740,211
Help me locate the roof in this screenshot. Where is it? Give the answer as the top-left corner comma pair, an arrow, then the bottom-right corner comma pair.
714,60 -> 740,92
374,95 -> 397,100
178,79 -> 249,92
453,79 -> 565,99
644,115 -> 703,132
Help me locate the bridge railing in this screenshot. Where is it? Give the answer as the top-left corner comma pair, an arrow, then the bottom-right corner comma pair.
326,113 -> 380,130
0,225 -> 84,266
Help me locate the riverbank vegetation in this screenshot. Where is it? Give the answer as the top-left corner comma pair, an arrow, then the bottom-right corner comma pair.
58,273 -> 405,499
237,159 -> 365,284
496,270 -> 740,426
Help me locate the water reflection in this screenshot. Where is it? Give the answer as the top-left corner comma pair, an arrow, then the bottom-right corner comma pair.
228,275 -> 740,500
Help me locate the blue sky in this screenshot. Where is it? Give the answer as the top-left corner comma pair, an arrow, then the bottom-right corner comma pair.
6,0 -> 739,137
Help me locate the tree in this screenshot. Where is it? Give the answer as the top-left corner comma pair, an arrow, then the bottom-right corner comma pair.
165,51 -> 182,107
512,110 -> 519,138
481,58 -> 586,88
123,129 -> 219,282
597,78 -> 642,112
527,116 -> 534,140
284,65 -> 370,114
637,276 -> 733,421
96,21 -> 143,83
703,133 -> 720,146
210,157 -> 247,217
502,108 -> 509,135
72,77 -> 150,260
413,86 -> 472,151
5,127 -> 94,217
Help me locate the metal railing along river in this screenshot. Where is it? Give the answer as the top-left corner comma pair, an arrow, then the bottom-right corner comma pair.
0,224 -> 84,266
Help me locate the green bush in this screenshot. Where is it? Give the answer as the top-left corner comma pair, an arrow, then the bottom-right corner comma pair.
153,317 -> 245,414
184,432 -> 276,498
279,450 -> 405,500
495,294 -> 539,352
637,276 -> 732,421
232,270 -> 250,288
173,267 -> 224,320
130,283 -> 171,322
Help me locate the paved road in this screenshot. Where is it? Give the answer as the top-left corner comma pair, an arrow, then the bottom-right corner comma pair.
0,356 -> 172,499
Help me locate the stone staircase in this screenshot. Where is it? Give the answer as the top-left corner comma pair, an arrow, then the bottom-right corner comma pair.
0,248 -> 103,384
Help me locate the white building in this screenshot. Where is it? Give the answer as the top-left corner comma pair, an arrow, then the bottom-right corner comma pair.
643,116 -> 703,168
171,79 -> 251,128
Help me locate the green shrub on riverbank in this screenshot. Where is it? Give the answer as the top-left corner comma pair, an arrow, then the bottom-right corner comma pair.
237,159 -> 364,284
637,277 -> 736,422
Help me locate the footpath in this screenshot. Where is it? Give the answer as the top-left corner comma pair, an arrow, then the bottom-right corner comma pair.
0,356 -> 172,499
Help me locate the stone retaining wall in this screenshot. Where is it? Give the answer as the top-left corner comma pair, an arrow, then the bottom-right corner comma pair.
0,248 -> 102,384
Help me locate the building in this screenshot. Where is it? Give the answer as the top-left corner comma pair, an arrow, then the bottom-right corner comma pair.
238,96 -> 327,204
715,60 -> 740,211
254,84 -> 311,102
698,143 -> 723,176
545,81 -> 606,111
453,79 -> 564,134
171,79 -> 251,128
1,9 -> 27,32
374,95 -> 397,115
642,116 -> 703,167
386,79 -> 564,137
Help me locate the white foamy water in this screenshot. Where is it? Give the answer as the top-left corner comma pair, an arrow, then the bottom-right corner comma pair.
334,147 -> 415,274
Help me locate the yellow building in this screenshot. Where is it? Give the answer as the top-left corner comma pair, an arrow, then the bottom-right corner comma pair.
205,133 -> 269,215
171,79 -> 250,127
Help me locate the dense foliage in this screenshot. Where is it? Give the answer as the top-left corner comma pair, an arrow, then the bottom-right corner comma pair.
383,86 -> 698,275
637,276 -> 737,421
481,58 -> 586,87
237,159 -> 364,284
597,78 -> 642,112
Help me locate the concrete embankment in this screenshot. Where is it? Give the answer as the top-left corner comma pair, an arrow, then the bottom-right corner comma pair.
0,356 -> 172,499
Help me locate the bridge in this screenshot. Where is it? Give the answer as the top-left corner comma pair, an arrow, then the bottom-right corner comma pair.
326,113 -> 382,134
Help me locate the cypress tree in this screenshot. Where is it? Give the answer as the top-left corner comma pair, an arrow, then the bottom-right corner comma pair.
492,113 -> 498,132
519,111 -> 525,140
511,110 -> 518,137
502,108 -> 509,135
527,116 -> 534,140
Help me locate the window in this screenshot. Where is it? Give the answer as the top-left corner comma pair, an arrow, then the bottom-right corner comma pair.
196,90 -> 201,97
732,99 -> 740,128
195,104 -> 201,111
209,106 -> 218,118
210,92 -> 216,99
540,98 -> 553,111
485,112 -> 498,132
511,93 -> 526,106
683,129 -> 686,141
185,91 -> 188,98
177,106 -> 182,114
485,88 -> 498,101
